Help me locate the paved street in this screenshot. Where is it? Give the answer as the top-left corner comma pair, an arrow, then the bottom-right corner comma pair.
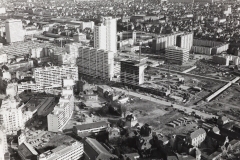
113,87 -> 217,119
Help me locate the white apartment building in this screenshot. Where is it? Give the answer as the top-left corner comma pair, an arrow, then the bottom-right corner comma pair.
0,54 -> 7,64
0,7 -> 6,14
165,46 -> 189,64
33,66 -> 78,88
0,129 -> 7,160
58,43 -> 82,65
94,24 -> 107,50
17,81 -> 38,93
77,47 -> 114,80
65,43 -> 82,58
5,19 -> 25,43
81,21 -> 94,30
94,17 -> 117,53
38,141 -> 83,160
47,87 -> 74,132
0,98 -> 24,133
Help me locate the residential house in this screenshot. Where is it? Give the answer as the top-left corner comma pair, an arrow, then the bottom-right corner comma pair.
152,132 -> 169,146
135,136 -> 152,158
140,124 -> 152,137
186,128 -> 206,147
220,128 -> 240,140
77,80 -> 96,93
107,127 -> 120,140
125,114 -> 138,127
17,130 -> 26,146
120,153 -> 140,160
97,85 -> 112,96
202,151 -> 222,160
83,89 -> 98,101
202,123 -> 220,134
232,125 -> 240,133
207,132 -> 230,154
217,116 -> 229,126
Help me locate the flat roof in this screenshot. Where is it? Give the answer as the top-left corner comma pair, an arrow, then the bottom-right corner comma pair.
74,121 -> 108,131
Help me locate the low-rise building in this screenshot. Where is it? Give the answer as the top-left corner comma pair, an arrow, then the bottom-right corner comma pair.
20,97 -> 55,123
107,127 -> 120,140
187,128 -> 206,147
38,141 -> 83,160
73,121 -> 109,137
217,116 -> 229,126
83,90 -> 98,101
125,114 -> 138,127
0,53 -> 7,64
97,85 -> 112,96
18,142 -> 38,160
81,137 -> 117,160
17,130 -> 26,146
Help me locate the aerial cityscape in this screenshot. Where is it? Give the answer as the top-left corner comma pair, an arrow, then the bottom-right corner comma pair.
0,0 -> 240,160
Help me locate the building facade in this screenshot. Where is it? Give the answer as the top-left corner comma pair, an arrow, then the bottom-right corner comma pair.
176,32 -> 193,50
0,130 -> 7,160
94,17 -> 117,53
187,128 -> 206,147
120,58 -> 147,86
82,137 -> 117,160
33,66 -> 78,88
47,87 -> 74,132
94,24 -> 107,50
77,47 -> 114,80
5,19 -> 24,43
0,98 -> 24,133
165,46 -> 189,64
38,141 -> 83,160
73,121 -> 109,137
0,54 -> 7,64
152,32 -> 183,52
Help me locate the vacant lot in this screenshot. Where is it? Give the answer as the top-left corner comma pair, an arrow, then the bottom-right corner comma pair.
136,107 -> 196,136
193,98 -> 240,122
213,85 -> 240,107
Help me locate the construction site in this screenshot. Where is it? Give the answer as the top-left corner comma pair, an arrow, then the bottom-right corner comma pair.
192,84 -> 240,123
143,65 -> 228,105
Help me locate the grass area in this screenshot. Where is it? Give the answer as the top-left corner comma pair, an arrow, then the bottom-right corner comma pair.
45,134 -> 73,147
128,99 -> 167,120
214,86 -> 240,107
191,85 -> 240,122
193,99 -> 240,122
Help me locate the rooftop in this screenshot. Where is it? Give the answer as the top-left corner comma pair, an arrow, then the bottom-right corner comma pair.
84,137 -> 117,159
189,128 -> 206,139
18,142 -> 38,160
74,121 -> 108,131
39,141 -> 82,160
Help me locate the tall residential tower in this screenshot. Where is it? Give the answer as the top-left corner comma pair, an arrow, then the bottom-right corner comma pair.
5,19 -> 24,43
94,17 -> 117,53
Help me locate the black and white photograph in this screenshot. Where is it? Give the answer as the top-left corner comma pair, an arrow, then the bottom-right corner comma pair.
0,0 -> 240,160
